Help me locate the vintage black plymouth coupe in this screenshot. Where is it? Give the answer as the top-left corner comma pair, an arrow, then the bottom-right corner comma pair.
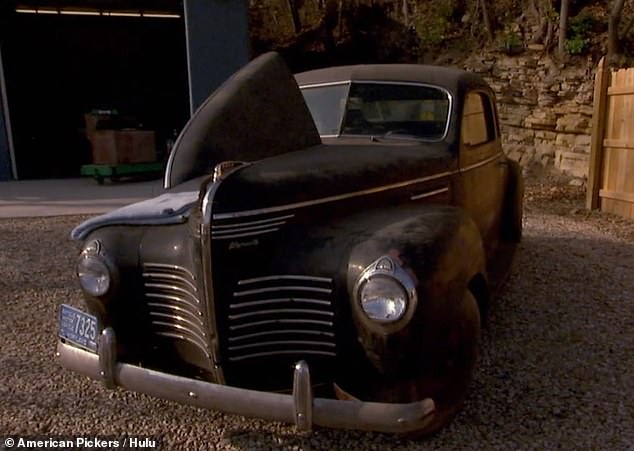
57,52 -> 523,435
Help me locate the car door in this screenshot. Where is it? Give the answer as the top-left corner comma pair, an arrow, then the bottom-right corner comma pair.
456,90 -> 506,258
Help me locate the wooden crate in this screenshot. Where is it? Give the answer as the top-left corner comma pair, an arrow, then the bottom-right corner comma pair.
92,130 -> 157,165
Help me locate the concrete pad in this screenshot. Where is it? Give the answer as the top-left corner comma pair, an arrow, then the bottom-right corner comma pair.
0,178 -> 164,218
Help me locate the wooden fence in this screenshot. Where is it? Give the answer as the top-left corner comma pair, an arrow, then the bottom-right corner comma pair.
587,58 -> 634,219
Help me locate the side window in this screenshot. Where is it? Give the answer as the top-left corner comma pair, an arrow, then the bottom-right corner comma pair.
461,92 -> 496,146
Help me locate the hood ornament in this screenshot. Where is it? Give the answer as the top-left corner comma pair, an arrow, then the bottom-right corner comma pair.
213,161 -> 248,182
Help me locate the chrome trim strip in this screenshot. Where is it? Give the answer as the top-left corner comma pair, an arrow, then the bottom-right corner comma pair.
337,80 -> 451,89
201,185 -> 217,226
152,320 -> 208,339
143,263 -> 196,281
58,340 -> 437,433
200,223 -> 225,382
238,275 -> 332,285
213,222 -> 286,234
298,80 -> 350,89
202,164 -> 251,226
144,282 -> 200,301
233,286 -> 333,297
213,171 -> 453,220
212,228 -> 279,240
229,308 -> 334,321
149,312 -> 207,336
228,340 -> 336,351
460,152 -> 504,173
230,319 -> 334,331
213,215 -> 295,229
154,331 -> 210,357
152,322 -> 209,349
197,176 -> 232,381
142,272 -> 198,296
146,293 -> 202,308
148,302 -> 204,324
142,272 -> 198,292
410,187 -> 450,201
230,298 -> 331,310
228,350 -> 337,362
228,329 -> 335,342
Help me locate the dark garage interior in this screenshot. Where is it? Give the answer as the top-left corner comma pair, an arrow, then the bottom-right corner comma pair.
1,1 -> 190,179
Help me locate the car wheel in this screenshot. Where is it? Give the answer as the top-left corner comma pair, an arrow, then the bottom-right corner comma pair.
335,291 -> 481,437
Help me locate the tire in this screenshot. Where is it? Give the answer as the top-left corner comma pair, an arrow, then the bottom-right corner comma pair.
501,159 -> 524,243
366,290 -> 481,437
334,291 -> 482,437
408,290 -> 481,437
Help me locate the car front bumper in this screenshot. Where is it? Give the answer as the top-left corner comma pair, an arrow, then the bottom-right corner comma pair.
56,327 -> 436,434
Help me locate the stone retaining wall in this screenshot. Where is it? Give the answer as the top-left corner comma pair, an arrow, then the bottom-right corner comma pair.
464,50 -> 596,181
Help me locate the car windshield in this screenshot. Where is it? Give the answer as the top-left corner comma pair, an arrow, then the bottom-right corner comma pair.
300,82 -> 450,140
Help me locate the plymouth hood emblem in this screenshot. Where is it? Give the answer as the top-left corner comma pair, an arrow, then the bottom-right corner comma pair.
228,239 -> 260,250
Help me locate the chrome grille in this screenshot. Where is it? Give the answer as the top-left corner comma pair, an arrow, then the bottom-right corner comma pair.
211,214 -> 294,240
227,275 -> 337,362
142,263 -> 210,358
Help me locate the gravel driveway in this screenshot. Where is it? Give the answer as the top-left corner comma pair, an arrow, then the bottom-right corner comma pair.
1,180 -> 632,450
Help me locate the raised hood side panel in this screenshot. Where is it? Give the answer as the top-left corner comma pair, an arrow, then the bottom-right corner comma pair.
164,52 -> 321,188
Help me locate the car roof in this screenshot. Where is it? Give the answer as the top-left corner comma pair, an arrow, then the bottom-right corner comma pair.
294,64 -> 489,93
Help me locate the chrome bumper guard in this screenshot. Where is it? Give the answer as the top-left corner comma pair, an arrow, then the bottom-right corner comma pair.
56,327 -> 435,434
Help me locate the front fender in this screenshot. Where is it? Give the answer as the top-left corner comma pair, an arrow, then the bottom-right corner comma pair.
345,205 -> 485,375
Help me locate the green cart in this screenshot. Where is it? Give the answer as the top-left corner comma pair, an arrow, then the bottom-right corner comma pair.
80,162 -> 164,184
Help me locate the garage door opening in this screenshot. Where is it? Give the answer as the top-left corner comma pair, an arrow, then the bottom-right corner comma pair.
3,7 -> 189,179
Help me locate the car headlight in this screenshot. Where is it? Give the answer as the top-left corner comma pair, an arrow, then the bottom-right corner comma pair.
359,276 -> 408,322
77,240 -> 111,297
354,256 -> 417,324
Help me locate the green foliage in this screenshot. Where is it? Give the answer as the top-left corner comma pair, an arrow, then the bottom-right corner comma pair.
565,36 -> 587,54
412,0 -> 459,47
565,13 -> 596,55
501,24 -> 522,54
416,15 -> 449,46
436,0 -> 458,19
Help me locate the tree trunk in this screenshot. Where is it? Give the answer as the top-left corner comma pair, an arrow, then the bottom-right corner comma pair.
608,0 -> 626,62
287,0 -> 302,34
527,0 -> 539,18
479,0 -> 494,42
529,0 -> 553,46
541,0 -> 555,50
558,0 -> 569,58
402,0 -> 410,27
337,0 -> 343,39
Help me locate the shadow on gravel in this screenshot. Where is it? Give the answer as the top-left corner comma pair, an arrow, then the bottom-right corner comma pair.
451,231 -> 633,447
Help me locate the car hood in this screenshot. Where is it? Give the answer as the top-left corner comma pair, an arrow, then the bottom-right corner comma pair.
164,52 -> 320,189
71,178 -> 204,240
212,141 -> 455,216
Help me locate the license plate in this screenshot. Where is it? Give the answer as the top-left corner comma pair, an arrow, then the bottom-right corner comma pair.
58,304 -> 99,352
